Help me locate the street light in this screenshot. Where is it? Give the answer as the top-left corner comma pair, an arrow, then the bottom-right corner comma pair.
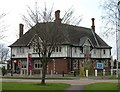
117,1 -> 120,78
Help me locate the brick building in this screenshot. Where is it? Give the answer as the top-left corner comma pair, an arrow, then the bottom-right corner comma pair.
9,10 -> 112,75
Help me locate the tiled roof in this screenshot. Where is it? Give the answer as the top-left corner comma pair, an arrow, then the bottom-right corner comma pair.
10,22 -> 111,48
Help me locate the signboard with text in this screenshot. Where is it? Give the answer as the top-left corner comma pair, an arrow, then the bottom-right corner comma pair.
96,63 -> 104,69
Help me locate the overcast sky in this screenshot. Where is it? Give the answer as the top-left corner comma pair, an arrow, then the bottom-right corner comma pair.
0,0 -> 117,59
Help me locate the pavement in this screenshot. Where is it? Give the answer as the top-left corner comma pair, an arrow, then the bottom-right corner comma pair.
1,78 -> 118,91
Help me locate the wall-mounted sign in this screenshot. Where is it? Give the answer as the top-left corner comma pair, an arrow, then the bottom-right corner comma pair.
96,63 -> 104,69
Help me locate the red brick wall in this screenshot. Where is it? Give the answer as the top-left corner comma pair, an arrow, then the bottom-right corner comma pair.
48,58 -> 69,74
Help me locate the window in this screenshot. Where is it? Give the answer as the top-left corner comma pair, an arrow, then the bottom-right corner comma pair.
74,47 -> 77,53
80,47 -> 83,53
59,47 -> 62,52
34,63 -> 42,68
33,46 -> 38,53
103,49 -> 106,54
17,47 -> 24,54
52,47 -> 55,52
21,61 -> 27,68
94,49 -> 96,54
83,45 -> 90,54
56,47 -> 59,52
110,50 -> 111,55
73,60 -> 78,69
20,48 -> 24,53
34,60 -> 42,69
53,46 -> 62,52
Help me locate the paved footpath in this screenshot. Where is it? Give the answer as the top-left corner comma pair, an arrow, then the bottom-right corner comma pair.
1,78 -> 118,91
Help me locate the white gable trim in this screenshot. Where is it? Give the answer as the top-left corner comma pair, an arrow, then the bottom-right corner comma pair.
91,29 -> 99,47
83,38 -> 94,47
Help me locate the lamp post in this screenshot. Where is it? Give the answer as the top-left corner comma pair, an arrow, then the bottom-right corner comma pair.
10,47 -> 13,76
117,1 -> 120,78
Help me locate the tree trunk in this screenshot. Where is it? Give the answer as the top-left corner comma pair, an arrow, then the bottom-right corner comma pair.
40,57 -> 47,85
41,67 -> 46,85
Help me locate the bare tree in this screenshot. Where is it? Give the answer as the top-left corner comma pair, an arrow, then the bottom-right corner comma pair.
23,2 -> 82,30
23,2 -> 82,85
100,0 -> 118,36
0,44 -> 9,63
0,13 -> 6,39
62,8 -> 82,25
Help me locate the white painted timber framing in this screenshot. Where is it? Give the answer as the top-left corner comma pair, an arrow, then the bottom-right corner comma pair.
11,44 -> 111,59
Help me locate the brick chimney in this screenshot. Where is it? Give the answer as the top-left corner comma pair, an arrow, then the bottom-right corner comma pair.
54,10 -> 62,24
19,24 -> 24,38
91,18 -> 95,32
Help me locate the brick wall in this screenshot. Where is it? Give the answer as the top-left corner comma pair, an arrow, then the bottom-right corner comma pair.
48,58 -> 69,74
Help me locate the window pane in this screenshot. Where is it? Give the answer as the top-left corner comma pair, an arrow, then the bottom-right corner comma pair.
35,64 -> 37,68
103,50 -> 106,54
40,64 -> 42,67
24,65 -> 26,68
59,47 -> 62,52
56,47 -> 58,52
38,64 -> 40,68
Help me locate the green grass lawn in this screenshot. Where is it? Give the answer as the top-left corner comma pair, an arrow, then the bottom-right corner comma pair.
1,76 -> 75,80
2,82 -> 70,91
84,82 -> 119,91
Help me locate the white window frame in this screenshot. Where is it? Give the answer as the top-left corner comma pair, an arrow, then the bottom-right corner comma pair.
34,60 -> 42,69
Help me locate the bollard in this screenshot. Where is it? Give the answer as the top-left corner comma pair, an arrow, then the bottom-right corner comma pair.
103,69 -> 105,76
95,69 -> 97,77
86,70 -> 88,77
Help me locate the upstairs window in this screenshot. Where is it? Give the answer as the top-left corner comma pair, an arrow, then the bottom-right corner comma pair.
52,47 -> 55,52
53,46 -> 62,52
56,47 -> 59,52
33,46 -> 38,53
83,45 -> 90,54
17,47 -> 24,54
94,49 -> 96,54
80,47 -> 83,53
103,49 -> 106,54
74,47 -> 77,53
59,47 -> 62,52
110,50 -> 111,55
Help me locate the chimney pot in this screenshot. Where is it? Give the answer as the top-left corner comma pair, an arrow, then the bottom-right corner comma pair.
55,10 -> 60,20
91,18 -> 95,32
54,10 -> 61,24
19,24 -> 24,38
